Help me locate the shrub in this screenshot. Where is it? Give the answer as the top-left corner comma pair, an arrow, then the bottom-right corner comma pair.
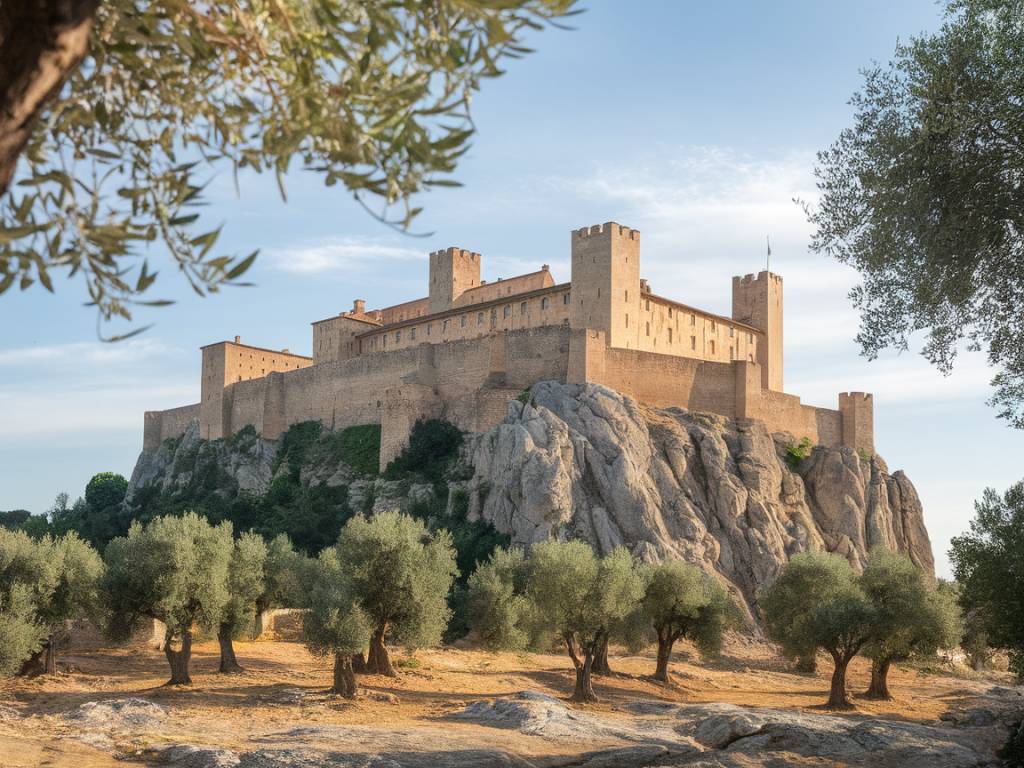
784,437 -> 813,470
385,419 -> 463,481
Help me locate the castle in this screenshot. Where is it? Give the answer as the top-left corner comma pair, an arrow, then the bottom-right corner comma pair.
144,222 -> 874,469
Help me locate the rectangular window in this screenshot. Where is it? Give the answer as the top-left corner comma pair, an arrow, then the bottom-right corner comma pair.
520,301 -> 527,314
477,312 -> 484,325
503,305 -> 511,318
730,346 -> 734,359
668,328 -> 673,343
563,293 -> 570,305
410,327 -> 416,340
710,340 -> 716,354
395,331 -> 401,342
541,297 -> 549,310
729,326 -> 734,337
625,290 -> 629,301
668,307 -> 673,318
646,322 -> 650,336
427,323 -> 432,336
711,320 -> 717,332
747,332 -> 753,343
690,314 -> 696,325
691,336 -> 696,350
646,299 -> 651,311
460,315 -> 466,328
442,319 -> 449,332
625,314 -> 629,328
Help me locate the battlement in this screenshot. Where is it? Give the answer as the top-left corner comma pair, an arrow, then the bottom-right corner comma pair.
573,221 -> 640,241
733,270 -> 783,286
429,247 -> 481,262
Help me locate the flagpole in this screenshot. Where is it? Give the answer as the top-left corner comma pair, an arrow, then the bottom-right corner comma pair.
766,235 -> 771,273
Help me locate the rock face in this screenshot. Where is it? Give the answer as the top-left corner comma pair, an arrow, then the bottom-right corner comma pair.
466,382 -> 933,618
128,381 -> 934,621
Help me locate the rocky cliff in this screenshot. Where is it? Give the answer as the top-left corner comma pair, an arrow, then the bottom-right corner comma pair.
128,381 -> 933,620
465,382 -> 933,618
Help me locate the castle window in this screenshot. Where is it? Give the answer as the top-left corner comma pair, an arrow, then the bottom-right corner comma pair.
711,320 -> 717,332
625,290 -> 628,301
427,323 -> 432,336
668,307 -> 673,318
410,327 -> 416,340
395,331 -> 401,342
563,293 -> 570,305
748,353 -> 754,362
646,300 -> 650,311
541,297 -> 549,310
729,326 -> 734,338
690,314 -> 696,325
691,336 -> 696,350
477,312 -> 484,325
709,340 -> 716,354
382,335 -> 387,347
520,301 -> 527,314
747,332 -> 753,343
503,305 -> 510,319
625,314 -> 629,328
460,315 -> 466,328
646,322 -> 650,337
668,328 -> 673,343
443,319 -> 450,333
730,346 -> 734,359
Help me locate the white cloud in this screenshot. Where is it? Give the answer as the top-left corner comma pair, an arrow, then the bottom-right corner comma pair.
269,237 -> 427,274
0,339 -> 174,367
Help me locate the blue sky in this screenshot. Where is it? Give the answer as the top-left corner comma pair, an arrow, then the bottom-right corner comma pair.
1,0 -> 1019,577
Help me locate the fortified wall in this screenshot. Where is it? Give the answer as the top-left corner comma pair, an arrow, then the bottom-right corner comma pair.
143,222 -> 875,469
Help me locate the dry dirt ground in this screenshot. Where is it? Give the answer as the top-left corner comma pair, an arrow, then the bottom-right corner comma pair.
0,634 -> 1017,768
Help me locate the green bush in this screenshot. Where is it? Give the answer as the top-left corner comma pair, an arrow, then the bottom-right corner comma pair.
334,424 -> 381,476
274,421 -> 324,477
385,419 -> 463,481
785,437 -> 813,470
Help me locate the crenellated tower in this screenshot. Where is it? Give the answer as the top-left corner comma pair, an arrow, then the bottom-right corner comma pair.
428,247 -> 481,314
569,222 -> 641,349
732,271 -> 783,391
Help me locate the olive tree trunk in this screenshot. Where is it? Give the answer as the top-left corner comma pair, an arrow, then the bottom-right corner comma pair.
0,0 -> 99,195
654,630 -> 675,683
366,625 -> 396,677
865,658 -> 893,700
564,633 -> 598,703
827,650 -> 855,709
351,652 -> 368,673
218,624 -> 244,674
164,629 -> 193,686
331,652 -> 357,698
592,636 -> 611,676
18,647 -> 45,677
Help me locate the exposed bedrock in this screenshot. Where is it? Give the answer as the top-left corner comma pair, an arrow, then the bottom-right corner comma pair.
466,382 -> 933,619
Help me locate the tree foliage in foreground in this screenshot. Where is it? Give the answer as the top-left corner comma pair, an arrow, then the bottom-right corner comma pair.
0,0 -> 576,330
465,546 -> 532,651
217,531 -> 267,673
639,560 -> 735,683
335,511 -> 457,676
526,541 -> 644,702
103,512 -> 233,684
951,482 -> 1024,680
806,0 -> 1024,426
762,552 -> 876,709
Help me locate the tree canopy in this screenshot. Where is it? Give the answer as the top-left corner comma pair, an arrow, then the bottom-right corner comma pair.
806,0 -> 1024,426
0,528 -> 55,676
217,531 -> 268,673
950,482 -> 1024,680
0,0 -> 576,331
103,512 -> 233,684
465,546 -> 531,651
335,511 -> 457,676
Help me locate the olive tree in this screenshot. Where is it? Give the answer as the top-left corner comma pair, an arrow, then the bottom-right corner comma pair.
0,528 -> 53,676
103,513 -> 233,685
640,560 -> 734,683
336,511 -> 457,676
27,533 -> 104,675
762,552 -> 876,709
527,541 -> 644,702
859,549 -> 963,699
217,532 -> 268,673
303,548 -> 371,697
465,547 -> 531,651
0,0 -> 576,330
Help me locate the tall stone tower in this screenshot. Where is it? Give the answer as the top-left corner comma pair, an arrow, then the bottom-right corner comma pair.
428,247 -> 481,314
732,271 -> 783,391
569,222 -> 641,349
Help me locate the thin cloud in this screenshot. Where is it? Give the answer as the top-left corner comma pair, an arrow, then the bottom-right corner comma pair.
0,339 -> 174,367
269,238 -> 426,274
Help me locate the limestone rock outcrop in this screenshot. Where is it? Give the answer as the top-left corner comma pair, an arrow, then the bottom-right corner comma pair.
466,382 -> 933,618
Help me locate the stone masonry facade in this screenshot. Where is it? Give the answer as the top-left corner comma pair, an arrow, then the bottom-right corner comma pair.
143,222 -> 874,469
